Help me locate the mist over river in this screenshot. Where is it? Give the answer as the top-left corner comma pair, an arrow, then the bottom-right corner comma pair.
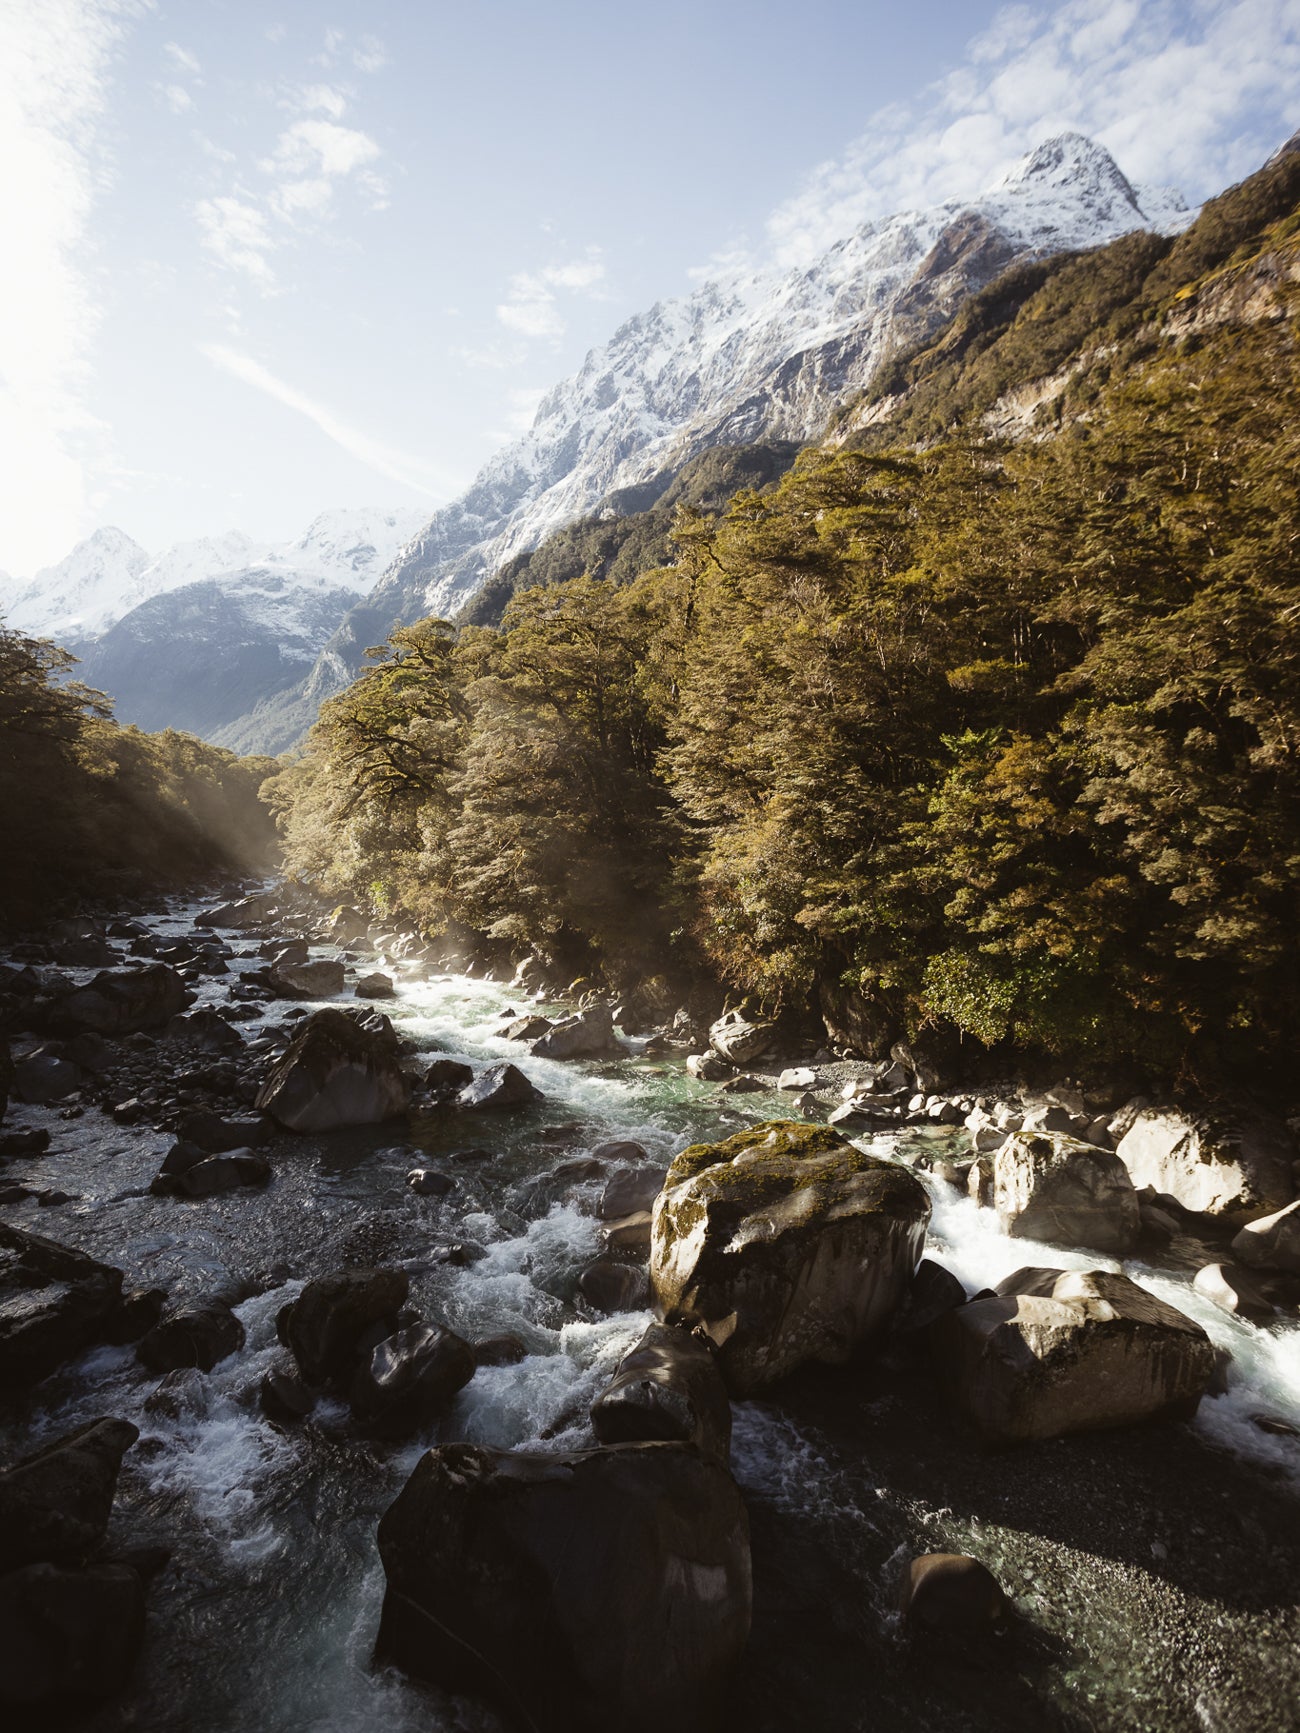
3,891 -> 1299,1733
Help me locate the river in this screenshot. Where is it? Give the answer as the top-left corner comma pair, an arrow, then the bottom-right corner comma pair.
3,892 -> 1299,1732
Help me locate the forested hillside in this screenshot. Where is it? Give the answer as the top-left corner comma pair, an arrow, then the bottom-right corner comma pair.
265,143 -> 1300,1086
0,626 -> 278,926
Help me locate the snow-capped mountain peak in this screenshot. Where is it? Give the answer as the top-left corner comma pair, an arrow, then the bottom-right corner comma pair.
4,527 -> 151,640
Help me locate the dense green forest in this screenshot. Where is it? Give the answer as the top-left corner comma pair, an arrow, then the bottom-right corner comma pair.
259,147 -> 1300,1081
0,626 -> 277,926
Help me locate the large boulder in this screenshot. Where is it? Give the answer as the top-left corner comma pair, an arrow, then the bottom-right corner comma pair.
0,1561 -> 145,1709
0,1418 -> 139,1572
650,1121 -> 930,1395
0,1225 -> 125,1386
530,1002 -> 620,1060
1115,1108 -> 1294,1221
279,1268 -> 409,1386
11,1053 -> 83,1104
993,1132 -> 1140,1254
931,1267 -> 1216,1445
350,1324 -> 476,1434
374,1441 -> 751,1733
137,1294 -> 245,1373
899,1554 -> 1006,1634
267,956 -> 346,1000
49,965 -> 188,1037
1230,1199 -> 1300,1275
707,1011 -> 776,1065
456,1062 -> 543,1110
591,1323 -> 731,1460
195,891 -> 278,929
256,1008 -> 411,1131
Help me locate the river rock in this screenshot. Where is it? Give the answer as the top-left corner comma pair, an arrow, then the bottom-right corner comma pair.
598,1165 -> 667,1220
931,1267 -> 1216,1444
900,1554 -> 1006,1633
686,1052 -> 731,1081
530,1002 -> 620,1059
374,1440 -> 751,1733
0,1225 -> 126,1386
267,956 -> 346,1000
196,892 -> 278,929
1115,1108 -> 1294,1220
350,1323 -> 476,1434
49,964 -> 189,1037
355,972 -> 395,999
891,1258 -> 968,1339
256,1007 -> 411,1131
1230,1199 -> 1300,1275
777,1067 -> 817,1091
260,1364 -> 316,1424
11,1053 -> 82,1104
1192,1261 -> 1277,1324
0,1560 -> 145,1708
591,1323 -> 731,1459
279,1268 -> 409,1386
176,1152 -> 271,1198
177,1110 -> 273,1152
0,1418 -> 139,1572
425,1057 -> 474,1092
708,1011 -> 776,1064
577,1256 -> 650,1313
993,1132 -> 1140,1254
497,1013 -> 553,1041
456,1062 -> 543,1110
137,1294 -> 245,1373
650,1120 -> 930,1395
407,1168 -> 454,1198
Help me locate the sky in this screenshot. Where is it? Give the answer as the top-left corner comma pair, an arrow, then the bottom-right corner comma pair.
1,0 -> 1299,580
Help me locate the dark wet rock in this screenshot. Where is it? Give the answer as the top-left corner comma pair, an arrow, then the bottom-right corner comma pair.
256,1007 -> 412,1132
1115,1107 -> 1295,1221
531,1002 -> 622,1060
104,1287 -> 166,1345
708,1011 -> 776,1065
49,935 -> 118,968
0,1127 -> 50,1158
597,1164 -> 666,1221
407,1168 -> 454,1198
497,1014 -> 552,1041
12,1053 -> 83,1104
61,1032 -> 117,1073
425,1057 -> 474,1093
137,1294 -> 245,1373
0,1560 -> 145,1709
267,956 -> 346,1000
891,1258 -> 968,1339
430,1241 -> 487,1267
719,1073 -> 764,1094
0,1418 -> 139,1572
0,1184 -> 32,1204
49,964 -> 189,1037
35,1189 -> 76,1207
510,1155 -> 606,1216
539,1122 -> 583,1144
578,1257 -> 650,1314
650,1121 -> 930,1396
259,1363 -> 316,1424
591,1323 -> 731,1460
350,1323 -> 476,1434
931,1267 -> 1217,1445
374,1440 -> 751,1733
176,1151 -> 272,1198
142,1367 -> 209,1422
1192,1261 -> 1279,1323
993,1132 -> 1140,1254
456,1062 -> 543,1110
899,1553 -> 1006,1633
474,1334 -> 529,1366
1231,1199 -> 1300,1275
267,938 -> 310,966
279,1268 -> 409,1386
446,1146 -> 496,1164
355,971 -> 395,999
602,1212 -> 653,1254
0,1224 -> 126,1386
167,1007 -> 245,1053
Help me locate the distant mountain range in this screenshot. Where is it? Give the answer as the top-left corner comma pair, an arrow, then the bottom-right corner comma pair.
4,133 -> 1193,754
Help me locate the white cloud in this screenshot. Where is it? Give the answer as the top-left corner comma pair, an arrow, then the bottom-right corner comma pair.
161,82 -> 193,114
0,0 -> 138,578
200,343 -> 448,496
497,248 -> 608,340
196,195 -> 277,285
264,117 -> 380,178
766,0 -> 1300,265
287,82 -> 350,120
163,41 -> 201,76
353,35 -> 387,75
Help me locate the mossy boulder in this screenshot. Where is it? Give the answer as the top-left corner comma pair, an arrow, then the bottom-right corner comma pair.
650,1120 -> 930,1395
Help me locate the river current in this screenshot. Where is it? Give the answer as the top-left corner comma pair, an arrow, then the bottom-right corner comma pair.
4,894 -> 1300,1732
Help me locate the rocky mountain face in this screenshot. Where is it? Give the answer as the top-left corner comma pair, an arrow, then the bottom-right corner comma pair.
218,134 -> 1189,753
3,509 -> 423,744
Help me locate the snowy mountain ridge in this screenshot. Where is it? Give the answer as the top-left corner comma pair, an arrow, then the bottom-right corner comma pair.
3,507 -> 425,644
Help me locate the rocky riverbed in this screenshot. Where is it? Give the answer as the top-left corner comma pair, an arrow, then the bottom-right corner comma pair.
2,885 -> 1299,1731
